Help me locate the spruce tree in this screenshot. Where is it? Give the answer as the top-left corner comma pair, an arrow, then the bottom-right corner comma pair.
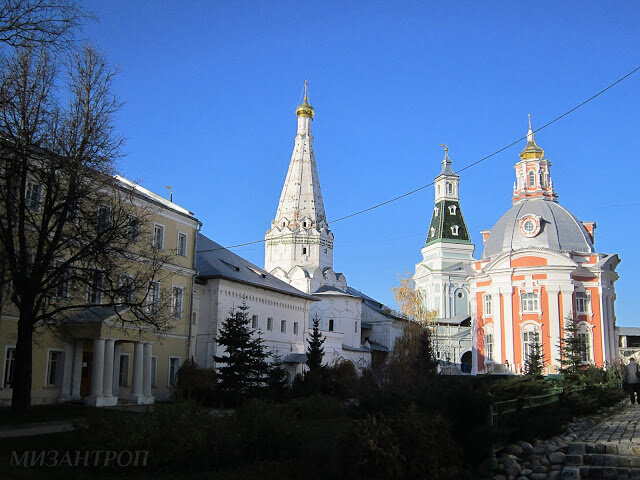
524,337 -> 545,377
306,315 -> 325,373
267,351 -> 290,399
559,316 -> 587,378
214,301 -> 269,395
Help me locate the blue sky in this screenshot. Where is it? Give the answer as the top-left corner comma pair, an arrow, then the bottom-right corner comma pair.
82,1 -> 639,326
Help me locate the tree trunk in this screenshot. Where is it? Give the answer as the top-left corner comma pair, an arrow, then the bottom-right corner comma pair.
11,307 -> 35,412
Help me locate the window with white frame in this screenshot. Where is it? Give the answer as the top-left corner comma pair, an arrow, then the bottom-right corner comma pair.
54,260 -> 70,298
576,324 -> 592,362
429,227 -> 435,237
280,320 -> 286,333
151,356 -> 157,387
484,334 -> 494,361
355,321 -> 358,333
446,182 -> 453,194
451,225 -> 459,235
433,206 -> 439,216
293,322 -> 299,335
96,205 -> 111,232
251,315 -> 258,329
448,205 -> 457,215
520,292 -> 539,312
146,281 -> 160,314
576,291 -> 590,314
3,347 -> 15,388
177,233 -> 187,257
46,350 -> 63,386
25,180 -> 42,211
483,294 -> 492,316
528,170 -> 535,187
171,286 -> 184,318
522,328 -> 541,363
152,224 -> 165,250
267,317 -> 273,331
86,270 -> 103,304
119,354 -> 130,387
168,357 -> 181,387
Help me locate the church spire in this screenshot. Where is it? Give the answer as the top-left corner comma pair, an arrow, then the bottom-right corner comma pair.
265,83 -> 334,276
512,115 -> 557,204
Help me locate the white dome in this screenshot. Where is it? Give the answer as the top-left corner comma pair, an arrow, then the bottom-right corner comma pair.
481,199 -> 594,259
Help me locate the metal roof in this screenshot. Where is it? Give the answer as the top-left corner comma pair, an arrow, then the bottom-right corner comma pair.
617,327 -> 640,337
196,233 -> 316,301
482,198 -> 594,259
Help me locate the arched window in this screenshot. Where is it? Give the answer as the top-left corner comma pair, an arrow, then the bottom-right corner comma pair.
448,205 -> 457,215
522,325 -> 541,363
451,225 -> 459,235
528,171 -> 535,187
328,319 -> 334,332
429,227 -> 435,237
433,206 -> 439,216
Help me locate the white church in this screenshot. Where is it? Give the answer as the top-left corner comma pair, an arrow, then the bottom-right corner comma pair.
193,88 -> 406,375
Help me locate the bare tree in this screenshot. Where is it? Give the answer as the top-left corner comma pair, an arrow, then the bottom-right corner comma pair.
0,44 -> 172,411
0,0 -> 86,49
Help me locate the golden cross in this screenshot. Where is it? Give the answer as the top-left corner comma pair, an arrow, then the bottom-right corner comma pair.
303,79 -> 309,102
440,143 -> 448,153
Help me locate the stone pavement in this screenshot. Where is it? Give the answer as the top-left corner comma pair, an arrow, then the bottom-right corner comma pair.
489,402 -> 640,480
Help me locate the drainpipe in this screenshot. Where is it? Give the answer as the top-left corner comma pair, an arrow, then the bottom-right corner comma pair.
186,222 -> 202,362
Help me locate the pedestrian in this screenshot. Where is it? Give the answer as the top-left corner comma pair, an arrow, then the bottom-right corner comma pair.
623,357 -> 640,404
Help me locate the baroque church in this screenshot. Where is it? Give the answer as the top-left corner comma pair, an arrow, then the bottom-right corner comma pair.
415,117 -> 620,375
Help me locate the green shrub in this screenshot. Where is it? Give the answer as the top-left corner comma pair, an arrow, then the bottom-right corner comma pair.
285,395 -> 345,419
488,375 -> 551,401
175,359 -> 217,405
338,405 -> 462,480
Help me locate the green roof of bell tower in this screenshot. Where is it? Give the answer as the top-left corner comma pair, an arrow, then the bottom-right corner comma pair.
425,199 -> 471,246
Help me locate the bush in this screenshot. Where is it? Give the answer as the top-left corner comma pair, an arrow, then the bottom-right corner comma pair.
488,375 -> 552,402
291,360 -> 359,399
175,359 -> 217,405
338,405 -> 462,480
284,395 -> 345,419
83,399 -> 299,472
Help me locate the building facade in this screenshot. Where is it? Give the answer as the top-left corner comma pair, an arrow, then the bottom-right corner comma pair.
0,175 -> 200,406
264,89 -> 404,367
413,148 -> 474,371
471,119 -> 620,374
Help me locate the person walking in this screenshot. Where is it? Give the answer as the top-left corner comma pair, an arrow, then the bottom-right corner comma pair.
623,357 -> 640,404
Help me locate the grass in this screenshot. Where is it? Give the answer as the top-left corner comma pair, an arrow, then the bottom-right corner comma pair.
0,404 -> 140,427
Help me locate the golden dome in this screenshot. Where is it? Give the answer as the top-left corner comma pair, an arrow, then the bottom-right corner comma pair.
296,99 -> 314,117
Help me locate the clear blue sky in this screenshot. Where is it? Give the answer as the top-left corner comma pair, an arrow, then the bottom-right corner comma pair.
82,1 -> 639,326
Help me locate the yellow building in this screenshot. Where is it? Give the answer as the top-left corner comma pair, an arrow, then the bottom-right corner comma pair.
0,175 -> 200,407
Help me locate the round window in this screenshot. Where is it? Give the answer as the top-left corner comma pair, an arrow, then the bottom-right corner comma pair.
457,292 -> 464,299
523,219 -> 535,233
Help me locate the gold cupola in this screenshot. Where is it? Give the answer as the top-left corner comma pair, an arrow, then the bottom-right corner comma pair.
296,80 -> 315,117
519,114 -> 544,159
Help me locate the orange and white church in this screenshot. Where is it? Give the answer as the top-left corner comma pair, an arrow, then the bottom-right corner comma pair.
416,117 -> 620,375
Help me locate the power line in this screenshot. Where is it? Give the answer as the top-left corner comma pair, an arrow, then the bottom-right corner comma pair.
199,64 -> 640,253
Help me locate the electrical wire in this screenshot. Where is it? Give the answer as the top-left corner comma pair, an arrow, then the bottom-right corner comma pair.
198,65 -> 640,253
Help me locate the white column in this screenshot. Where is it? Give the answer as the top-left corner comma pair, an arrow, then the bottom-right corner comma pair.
501,286 -> 515,368
129,341 -> 144,402
71,340 -> 83,400
89,338 -> 105,401
102,339 -> 115,398
143,343 -> 153,398
112,342 -> 121,397
547,285 -> 561,368
491,288 -> 503,365
58,340 -> 74,402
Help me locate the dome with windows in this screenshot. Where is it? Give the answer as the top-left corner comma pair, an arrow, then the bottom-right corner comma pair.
481,198 -> 594,259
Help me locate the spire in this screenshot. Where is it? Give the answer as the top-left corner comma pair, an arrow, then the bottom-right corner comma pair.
512,114 -> 557,204
265,85 -> 334,276
438,143 -> 456,177
520,114 -> 544,158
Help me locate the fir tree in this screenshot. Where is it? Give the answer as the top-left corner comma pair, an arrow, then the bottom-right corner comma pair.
559,316 -> 587,377
214,301 -> 270,395
306,315 -> 325,373
524,337 -> 545,377
267,351 -> 290,399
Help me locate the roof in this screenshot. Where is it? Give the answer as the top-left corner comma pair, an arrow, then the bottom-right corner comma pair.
345,286 -> 405,321
481,198 -> 594,259
114,175 -> 196,219
435,312 -> 471,325
62,305 -> 128,323
283,353 -> 307,363
425,199 -> 472,246
196,233 -> 316,301
617,327 -> 640,337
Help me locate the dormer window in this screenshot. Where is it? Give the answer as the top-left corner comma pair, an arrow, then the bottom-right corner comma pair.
451,225 -> 459,235
448,205 -> 457,215
430,227 -> 435,237
434,206 -> 439,216
528,171 -> 535,187
303,221 -> 307,228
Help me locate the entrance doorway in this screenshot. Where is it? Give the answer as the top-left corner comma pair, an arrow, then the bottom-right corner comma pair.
80,351 -> 92,397
461,351 -> 472,373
